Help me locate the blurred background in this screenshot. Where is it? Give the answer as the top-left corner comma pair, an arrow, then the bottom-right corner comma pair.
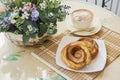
80,0 -> 120,16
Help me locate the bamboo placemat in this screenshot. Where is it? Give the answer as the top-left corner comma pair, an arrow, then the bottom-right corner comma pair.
33,26 -> 120,80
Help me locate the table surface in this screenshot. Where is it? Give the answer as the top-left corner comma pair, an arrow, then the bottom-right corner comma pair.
0,0 -> 120,80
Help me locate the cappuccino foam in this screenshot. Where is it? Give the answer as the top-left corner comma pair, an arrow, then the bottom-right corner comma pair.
72,9 -> 93,22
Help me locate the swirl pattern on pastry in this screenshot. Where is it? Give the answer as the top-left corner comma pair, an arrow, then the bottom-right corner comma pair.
78,38 -> 98,59
61,38 -> 99,70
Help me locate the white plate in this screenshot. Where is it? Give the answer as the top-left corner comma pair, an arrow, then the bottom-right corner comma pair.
65,15 -> 102,36
56,36 -> 107,73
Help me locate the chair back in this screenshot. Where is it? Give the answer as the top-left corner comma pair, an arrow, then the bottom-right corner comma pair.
85,0 -> 120,16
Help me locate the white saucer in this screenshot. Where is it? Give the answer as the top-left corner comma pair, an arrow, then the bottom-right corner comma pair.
65,15 -> 102,36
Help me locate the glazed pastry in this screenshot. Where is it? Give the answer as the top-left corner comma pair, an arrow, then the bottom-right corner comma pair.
61,38 -> 99,70
78,38 -> 98,59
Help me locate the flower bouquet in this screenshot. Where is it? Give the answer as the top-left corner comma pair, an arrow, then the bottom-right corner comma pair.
0,0 -> 70,46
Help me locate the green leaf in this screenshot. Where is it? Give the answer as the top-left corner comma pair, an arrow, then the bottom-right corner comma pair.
30,33 -> 36,38
22,20 -> 37,34
0,13 -> 5,19
39,78 -> 47,80
52,74 -> 67,80
38,23 -> 47,37
0,11 -> 9,20
47,28 -> 57,34
54,1 -> 60,8
3,54 -> 21,61
14,0 -> 23,7
22,34 -> 30,43
22,21 -> 30,32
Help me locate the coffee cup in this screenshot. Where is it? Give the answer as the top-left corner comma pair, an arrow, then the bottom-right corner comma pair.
71,9 -> 94,29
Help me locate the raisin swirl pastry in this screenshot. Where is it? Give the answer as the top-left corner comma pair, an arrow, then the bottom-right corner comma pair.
61,38 -> 99,70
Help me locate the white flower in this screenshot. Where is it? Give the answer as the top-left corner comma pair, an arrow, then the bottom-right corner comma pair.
21,11 -> 29,19
22,8 -> 25,12
25,31 -> 29,35
49,23 -> 54,28
48,12 -> 54,17
10,11 -> 18,19
27,25 -> 33,31
19,8 -> 22,10
24,12 -> 29,16
39,1 -> 46,9
8,11 -> 18,24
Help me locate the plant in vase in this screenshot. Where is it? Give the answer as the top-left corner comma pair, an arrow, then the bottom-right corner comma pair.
0,0 -> 70,44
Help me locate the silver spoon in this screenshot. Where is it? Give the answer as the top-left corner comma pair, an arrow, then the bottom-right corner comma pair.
69,27 -> 95,34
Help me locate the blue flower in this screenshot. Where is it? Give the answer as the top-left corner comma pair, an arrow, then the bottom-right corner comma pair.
4,17 -> 11,24
31,10 -> 39,21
